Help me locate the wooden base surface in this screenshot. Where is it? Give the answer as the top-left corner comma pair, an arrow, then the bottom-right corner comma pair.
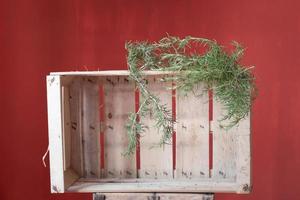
93,193 -> 214,200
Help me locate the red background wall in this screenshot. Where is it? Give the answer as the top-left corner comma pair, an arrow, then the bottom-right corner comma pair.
1,0 -> 300,199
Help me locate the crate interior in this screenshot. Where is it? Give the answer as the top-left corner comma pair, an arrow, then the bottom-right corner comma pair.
59,73 -> 250,193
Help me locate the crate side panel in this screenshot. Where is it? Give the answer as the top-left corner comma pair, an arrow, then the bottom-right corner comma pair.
139,77 -> 173,179
62,86 -> 71,170
103,76 -> 136,178
212,99 -> 236,180
46,75 -> 64,193
82,77 -> 101,178
176,85 -> 209,179
69,79 -> 84,176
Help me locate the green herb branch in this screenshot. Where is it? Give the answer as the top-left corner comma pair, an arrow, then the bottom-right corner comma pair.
124,35 -> 257,155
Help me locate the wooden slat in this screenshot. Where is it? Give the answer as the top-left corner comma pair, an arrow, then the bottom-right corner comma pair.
236,135 -> 251,193
176,84 -> 209,179
82,77 -> 101,178
93,193 -> 149,200
62,86 -> 71,170
67,179 -> 237,193
235,115 -> 251,193
93,193 -> 214,200
50,70 -> 177,76
69,78 -> 84,176
139,76 -> 173,179
103,76 -> 136,178
75,177 -> 233,183
46,75 -> 64,193
158,193 -> 214,200
212,98 -> 236,180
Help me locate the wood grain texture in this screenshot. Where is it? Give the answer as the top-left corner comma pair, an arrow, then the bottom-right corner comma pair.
47,72 -> 251,194
46,75 -> 64,193
212,97 -> 251,187
158,193 -> 214,200
82,77 -> 101,178
139,77 -> 173,179
50,70 -> 177,76
62,86 -> 71,171
235,115 -> 251,193
176,84 -> 209,179
212,98 -> 236,180
93,193 -> 149,200
103,76 -> 136,178
93,193 -> 214,200
69,78 -> 84,176
67,179 -> 236,193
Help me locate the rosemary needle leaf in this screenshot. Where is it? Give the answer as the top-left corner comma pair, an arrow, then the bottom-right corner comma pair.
124,35 -> 257,156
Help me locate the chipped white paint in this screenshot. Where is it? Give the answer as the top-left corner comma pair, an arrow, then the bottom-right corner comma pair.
176,84 -> 209,179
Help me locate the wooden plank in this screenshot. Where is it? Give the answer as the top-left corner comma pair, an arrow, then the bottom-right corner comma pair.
93,193 -> 214,200
236,135 -> 251,193
69,78 -> 84,176
75,177 -> 232,183
212,98 -> 236,180
50,70 -> 178,76
67,179 -> 237,193
82,77 -> 101,178
235,115 -> 251,193
158,193 -> 214,200
103,76 -> 136,178
46,75 -> 64,193
176,84 -> 209,179
93,193 -> 149,200
62,86 -> 71,170
139,76 -> 173,179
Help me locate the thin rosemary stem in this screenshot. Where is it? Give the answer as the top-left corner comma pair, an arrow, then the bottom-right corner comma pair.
124,35 -> 257,155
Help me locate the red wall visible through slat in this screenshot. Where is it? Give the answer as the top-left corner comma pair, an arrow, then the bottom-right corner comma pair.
1,0 -> 300,199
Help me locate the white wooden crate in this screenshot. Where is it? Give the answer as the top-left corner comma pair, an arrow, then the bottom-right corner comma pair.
46,70 -> 251,194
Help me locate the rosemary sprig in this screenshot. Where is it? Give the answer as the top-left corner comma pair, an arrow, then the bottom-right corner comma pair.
124,35 -> 257,155
123,64 -> 174,156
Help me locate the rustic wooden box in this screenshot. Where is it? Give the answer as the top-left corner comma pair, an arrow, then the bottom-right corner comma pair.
46,71 -> 251,194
